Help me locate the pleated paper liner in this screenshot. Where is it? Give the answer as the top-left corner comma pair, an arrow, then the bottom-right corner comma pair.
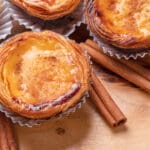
0,0 -> 13,40
83,0 -> 150,60
89,28 -> 150,60
0,92 -> 89,127
6,0 -> 85,37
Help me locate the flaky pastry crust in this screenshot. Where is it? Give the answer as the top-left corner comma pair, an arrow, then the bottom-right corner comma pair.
0,31 -> 90,119
85,0 -> 150,50
11,0 -> 80,20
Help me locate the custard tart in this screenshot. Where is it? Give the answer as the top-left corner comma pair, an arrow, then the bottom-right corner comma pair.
0,31 -> 90,119
85,0 -> 150,49
11,0 -> 80,20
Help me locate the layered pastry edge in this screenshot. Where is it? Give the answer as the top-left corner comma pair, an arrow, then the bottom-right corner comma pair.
11,0 -> 80,20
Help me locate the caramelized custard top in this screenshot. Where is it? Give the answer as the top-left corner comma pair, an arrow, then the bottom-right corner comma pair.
95,0 -> 150,37
2,37 -> 81,105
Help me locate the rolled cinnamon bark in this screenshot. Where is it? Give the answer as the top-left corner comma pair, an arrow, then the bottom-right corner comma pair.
138,56 -> 150,67
80,43 -> 150,93
0,115 -> 10,150
4,118 -> 18,150
86,39 -> 99,50
90,83 -> 126,127
89,86 -> 117,127
0,112 -> 17,150
118,60 -> 150,81
86,40 -> 150,81
91,72 -> 126,124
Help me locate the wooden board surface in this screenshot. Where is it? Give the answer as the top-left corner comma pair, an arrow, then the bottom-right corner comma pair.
14,63 -> 150,150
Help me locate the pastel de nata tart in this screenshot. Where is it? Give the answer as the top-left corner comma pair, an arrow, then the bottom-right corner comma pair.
11,0 -> 80,20
0,31 -> 90,119
85,0 -> 150,50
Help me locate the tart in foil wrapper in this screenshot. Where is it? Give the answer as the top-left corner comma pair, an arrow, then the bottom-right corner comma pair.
6,0 -> 85,37
84,0 -> 150,60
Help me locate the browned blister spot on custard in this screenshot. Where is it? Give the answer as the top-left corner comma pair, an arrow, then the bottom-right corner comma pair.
14,60 -> 22,74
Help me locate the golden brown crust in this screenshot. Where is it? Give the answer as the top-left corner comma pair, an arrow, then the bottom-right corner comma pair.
11,0 -> 80,20
85,0 -> 150,50
0,31 -> 90,119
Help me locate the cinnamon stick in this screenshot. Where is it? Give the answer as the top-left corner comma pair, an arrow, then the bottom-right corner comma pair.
86,39 -> 150,81
118,60 -> 150,81
141,55 -> 150,65
86,39 -> 99,50
89,86 -> 117,127
138,56 -> 150,67
5,119 -> 18,150
0,112 -> 17,150
80,43 -> 150,93
91,72 -> 126,124
0,115 -> 10,150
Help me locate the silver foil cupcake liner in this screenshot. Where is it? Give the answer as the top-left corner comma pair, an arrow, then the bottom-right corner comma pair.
89,27 -> 150,60
84,0 -> 150,60
6,0 -> 85,37
0,0 -> 13,40
0,92 -> 89,127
